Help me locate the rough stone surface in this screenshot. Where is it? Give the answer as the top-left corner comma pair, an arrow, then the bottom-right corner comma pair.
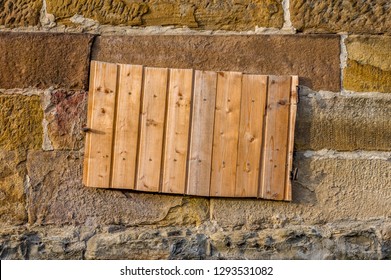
0,226 -> 86,259
0,0 -> 42,27
290,0 -> 391,34
295,87 -> 391,151
92,35 -> 341,91
0,151 -> 27,226
1,221 -> 390,259
46,90 -> 88,150
210,153 -> 391,229
26,151 -> 209,226
344,36 -> 391,93
0,95 -> 43,150
0,32 -> 94,90
46,0 -> 284,30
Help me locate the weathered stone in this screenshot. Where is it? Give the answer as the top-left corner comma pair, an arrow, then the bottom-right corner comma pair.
0,151 -> 27,226
86,228 -> 170,260
0,95 -> 43,150
210,153 -> 391,229
0,226 -> 86,259
209,223 -> 386,260
344,36 -> 391,93
295,87 -> 391,151
2,221 -> 390,259
92,35 -> 341,91
46,90 -> 87,150
0,32 -> 94,90
26,151 -> 209,226
46,0 -> 284,30
0,0 -> 42,27
290,0 -> 391,34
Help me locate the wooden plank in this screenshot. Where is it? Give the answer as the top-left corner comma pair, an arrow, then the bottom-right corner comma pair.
284,76 -> 299,201
111,64 -> 143,189
83,61 -> 118,188
161,68 -> 193,194
136,67 -> 168,192
82,60 -> 96,186
235,75 -> 268,197
210,71 -> 242,197
186,71 -> 217,196
260,76 -> 292,200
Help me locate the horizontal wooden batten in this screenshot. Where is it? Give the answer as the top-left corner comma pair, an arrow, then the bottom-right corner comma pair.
83,61 -> 298,201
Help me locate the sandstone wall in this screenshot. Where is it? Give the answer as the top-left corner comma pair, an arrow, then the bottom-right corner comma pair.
0,1 -> 390,260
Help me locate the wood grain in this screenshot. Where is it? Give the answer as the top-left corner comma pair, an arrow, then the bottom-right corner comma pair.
162,68 -> 193,194
235,74 -> 268,197
284,76 -> 299,201
111,64 -> 143,189
83,61 -> 118,188
187,71 -> 218,196
260,76 -> 292,200
136,67 -> 168,192
210,71 -> 242,197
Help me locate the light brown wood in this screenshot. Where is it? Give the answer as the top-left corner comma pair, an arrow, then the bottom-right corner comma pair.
83,61 -> 118,188
111,64 -> 143,189
284,76 -> 299,201
162,68 -> 193,194
83,62 -> 298,201
136,67 -> 168,192
210,71 -> 242,197
187,71 -> 217,196
260,76 -> 292,200
235,75 -> 268,197
83,60 -> 96,186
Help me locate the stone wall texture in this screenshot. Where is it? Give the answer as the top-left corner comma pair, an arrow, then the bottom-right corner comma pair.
344,36 -> 391,93
1,1 -> 391,260
46,0 -> 284,30
0,0 -> 42,27
290,0 -> 391,34
0,33 -> 94,90
92,35 -> 341,91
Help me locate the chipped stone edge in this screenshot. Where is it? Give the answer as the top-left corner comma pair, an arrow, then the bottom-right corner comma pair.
301,150 -> 391,161
339,34 -> 348,92
40,88 -> 54,151
282,0 -> 295,32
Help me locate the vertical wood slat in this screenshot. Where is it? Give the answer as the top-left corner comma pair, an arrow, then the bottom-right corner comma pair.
162,68 -> 193,194
235,75 -> 268,197
284,76 -> 299,201
111,64 -> 143,189
187,71 -> 218,196
260,76 -> 292,200
136,67 -> 169,192
82,60 -> 96,186
210,72 -> 243,197
83,62 -> 298,201
83,61 -> 118,188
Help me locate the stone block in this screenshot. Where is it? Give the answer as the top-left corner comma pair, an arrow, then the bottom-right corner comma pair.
344,36 -> 391,93
46,90 -> 87,150
0,0 -> 42,27
0,32 -> 94,90
46,0 -> 284,30
0,95 -> 43,150
210,153 -> 391,229
92,34 -> 341,91
0,226 -> 86,259
290,0 -> 391,34
295,87 -> 391,151
0,151 -> 27,226
26,151 -> 209,226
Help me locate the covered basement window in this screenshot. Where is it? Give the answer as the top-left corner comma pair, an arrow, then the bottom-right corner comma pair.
83,61 -> 298,201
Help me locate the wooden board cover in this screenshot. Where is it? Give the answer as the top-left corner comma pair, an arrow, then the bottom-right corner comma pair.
83,61 -> 298,201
